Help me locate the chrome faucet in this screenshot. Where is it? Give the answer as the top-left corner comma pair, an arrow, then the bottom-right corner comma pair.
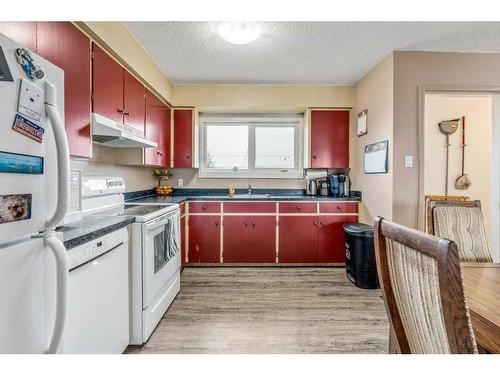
248,184 -> 252,195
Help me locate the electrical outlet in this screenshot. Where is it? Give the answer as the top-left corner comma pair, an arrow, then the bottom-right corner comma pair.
404,155 -> 414,168
177,178 -> 184,187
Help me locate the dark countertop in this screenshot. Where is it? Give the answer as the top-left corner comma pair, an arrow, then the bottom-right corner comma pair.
58,215 -> 135,250
127,194 -> 361,204
59,189 -> 360,249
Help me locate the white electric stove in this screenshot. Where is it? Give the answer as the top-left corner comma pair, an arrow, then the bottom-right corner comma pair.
76,176 -> 181,346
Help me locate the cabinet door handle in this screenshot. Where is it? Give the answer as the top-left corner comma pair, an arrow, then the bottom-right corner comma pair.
215,221 -> 219,226
251,222 -> 255,227
244,221 -> 248,226
337,206 -> 341,210
156,151 -> 161,155
123,111 -> 130,116
186,155 -> 191,159
313,221 -> 317,226
117,108 -> 123,113
312,155 -> 317,160
295,206 -> 300,210
202,205 -> 207,210
320,221 -> 324,226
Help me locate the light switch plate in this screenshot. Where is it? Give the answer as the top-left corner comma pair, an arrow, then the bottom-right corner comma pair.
178,179 -> 184,187
18,79 -> 43,122
404,155 -> 414,168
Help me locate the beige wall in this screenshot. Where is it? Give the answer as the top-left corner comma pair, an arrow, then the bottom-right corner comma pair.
70,145 -> 157,192
173,84 -> 352,111
424,94 -> 492,239
393,51 -> 500,228
350,54 -> 393,224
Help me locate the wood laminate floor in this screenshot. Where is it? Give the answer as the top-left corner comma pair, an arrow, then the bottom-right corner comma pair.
126,267 -> 389,354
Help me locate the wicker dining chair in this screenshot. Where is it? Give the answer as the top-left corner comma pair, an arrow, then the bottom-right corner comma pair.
427,200 -> 493,263
424,195 -> 468,231
374,217 -> 477,354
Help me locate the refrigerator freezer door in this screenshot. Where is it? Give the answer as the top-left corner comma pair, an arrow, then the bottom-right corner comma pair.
0,34 -> 64,242
0,236 -> 57,353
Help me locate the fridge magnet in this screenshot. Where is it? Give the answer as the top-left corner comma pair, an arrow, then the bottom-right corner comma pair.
0,151 -> 44,174
17,79 -> 43,121
12,114 -> 45,143
357,110 -> 368,136
15,48 -> 44,81
364,140 -> 388,174
0,194 -> 32,224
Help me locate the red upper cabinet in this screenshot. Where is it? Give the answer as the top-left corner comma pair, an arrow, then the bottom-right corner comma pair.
173,108 -> 194,168
92,43 -> 124,123
310,109 -> 350,168
0,22 -> 37,51
123,70 -> 145,133
36,22 -> 92,158
144,89 -> 170,167
318,215 -> 357,263
188,216 -> 221,263
279,216 -> 319,263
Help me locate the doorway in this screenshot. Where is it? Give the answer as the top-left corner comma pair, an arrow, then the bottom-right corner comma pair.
420,90 -> 500,262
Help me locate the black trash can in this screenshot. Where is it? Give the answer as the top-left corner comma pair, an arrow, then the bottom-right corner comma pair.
343,223 -> 379,289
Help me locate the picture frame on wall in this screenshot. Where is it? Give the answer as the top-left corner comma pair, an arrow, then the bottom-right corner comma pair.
364,140 -> 388,174
357,110 -> 368,136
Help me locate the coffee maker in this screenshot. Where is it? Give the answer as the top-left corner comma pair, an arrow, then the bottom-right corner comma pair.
304,169 -> 327,195
330,173 -> 350,198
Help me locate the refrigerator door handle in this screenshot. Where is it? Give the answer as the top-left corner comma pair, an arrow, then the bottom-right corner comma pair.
44,231 -> 68,354
44,81 -> 70,229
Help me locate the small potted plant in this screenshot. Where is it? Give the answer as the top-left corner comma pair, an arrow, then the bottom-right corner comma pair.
153,168 -> 173,195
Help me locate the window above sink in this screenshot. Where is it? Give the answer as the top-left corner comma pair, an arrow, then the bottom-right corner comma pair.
199,113 -> 304,179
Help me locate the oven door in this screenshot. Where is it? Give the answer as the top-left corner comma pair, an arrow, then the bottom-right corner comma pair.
142,209 -> 181,310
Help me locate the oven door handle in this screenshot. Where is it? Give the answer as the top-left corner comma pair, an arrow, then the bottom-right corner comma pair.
145,212 -> 180,232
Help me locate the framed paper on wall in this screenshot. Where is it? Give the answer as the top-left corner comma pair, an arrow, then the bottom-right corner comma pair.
357,110 -> 368,136
364,140 -> 388,174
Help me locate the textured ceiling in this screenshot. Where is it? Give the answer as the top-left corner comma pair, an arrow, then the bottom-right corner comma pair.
124,22 -> 500,85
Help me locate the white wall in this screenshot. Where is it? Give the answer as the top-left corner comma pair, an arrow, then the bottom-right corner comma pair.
424,94 -> 492,241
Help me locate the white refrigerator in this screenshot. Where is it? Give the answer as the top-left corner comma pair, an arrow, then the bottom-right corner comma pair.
0,33 -> 69,353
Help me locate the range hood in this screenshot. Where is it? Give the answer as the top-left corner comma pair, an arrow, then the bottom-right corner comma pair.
92,113 -> 157,148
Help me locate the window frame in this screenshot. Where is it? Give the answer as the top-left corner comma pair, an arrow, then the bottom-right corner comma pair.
199,114 -> 304,179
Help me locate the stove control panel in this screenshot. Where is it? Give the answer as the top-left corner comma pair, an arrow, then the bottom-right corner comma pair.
67,227 -> 128,271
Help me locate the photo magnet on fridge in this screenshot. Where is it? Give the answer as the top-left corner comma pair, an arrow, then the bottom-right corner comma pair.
0,194 -> 32,224
12,114 -> 45,143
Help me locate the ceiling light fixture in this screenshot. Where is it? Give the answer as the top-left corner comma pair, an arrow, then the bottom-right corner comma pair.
216,22 -> 261,45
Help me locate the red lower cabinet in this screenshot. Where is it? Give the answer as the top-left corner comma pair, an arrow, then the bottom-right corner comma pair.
185,201 -> 358,265
180,215 -> 186,267
279,216 -> 319,263
319,215 -> 358,263
249,216 -> 276,263
187,216 -> 221,263
222,216 -> 250,263
222,216 -> 276,263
